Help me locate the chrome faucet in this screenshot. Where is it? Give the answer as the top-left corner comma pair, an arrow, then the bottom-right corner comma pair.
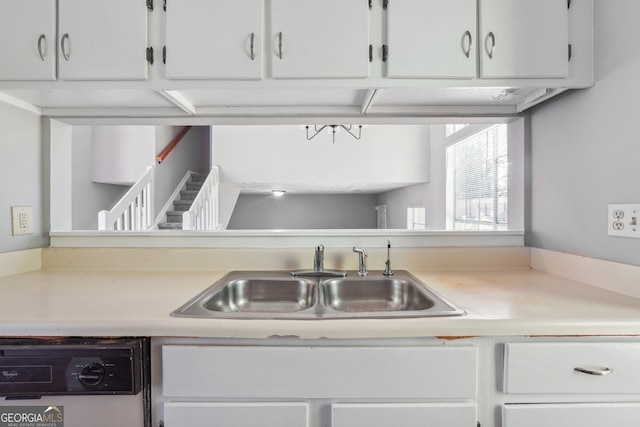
291,245 -> 346,277
352,247 -> 368,277
383,238 -> 394,276
313,244 -> 324,273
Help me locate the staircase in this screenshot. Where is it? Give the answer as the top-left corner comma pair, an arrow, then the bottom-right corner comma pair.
158,174 -> 206,230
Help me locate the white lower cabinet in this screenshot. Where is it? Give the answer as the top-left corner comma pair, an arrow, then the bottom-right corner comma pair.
155,338 -> 640,427
503,403 -> 640,427
158,343 -> 477,427
502,342 -> 640,427
164,402 -> 308,427
332,403 -> 477,427
503,342 -> 640,394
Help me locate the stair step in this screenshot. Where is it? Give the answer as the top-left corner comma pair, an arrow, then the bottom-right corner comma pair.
156,173 -> 207,231
186,183 -> 203,191
173,200 -> 193,210
158,222 -> 183,230
180,190 -> 199,200
166,212 -> 183,222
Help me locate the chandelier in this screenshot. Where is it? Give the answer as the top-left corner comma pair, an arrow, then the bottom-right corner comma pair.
303,125 -> 365,144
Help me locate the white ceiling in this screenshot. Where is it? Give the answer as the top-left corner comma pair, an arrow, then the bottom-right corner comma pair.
239,181 -> 417,195
0,86 -> 551,117
213,124 -> 431,195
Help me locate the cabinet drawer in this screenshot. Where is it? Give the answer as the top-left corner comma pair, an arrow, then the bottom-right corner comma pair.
163,345 -> 477,399
332,403 -> 476,427
164,402 -> 308,427
503,343 -> 640,394
503,403 -> 640,427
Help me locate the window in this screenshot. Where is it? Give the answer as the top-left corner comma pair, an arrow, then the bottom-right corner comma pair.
446,124 -> 508,231
407,207 -> 426,230
445,124 -> 469,137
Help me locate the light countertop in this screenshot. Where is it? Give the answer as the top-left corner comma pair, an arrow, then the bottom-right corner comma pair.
1,267 -> 640,339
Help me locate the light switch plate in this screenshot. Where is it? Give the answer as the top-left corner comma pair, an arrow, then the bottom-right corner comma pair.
608,204 -> 640,238
11,206 -> 33,236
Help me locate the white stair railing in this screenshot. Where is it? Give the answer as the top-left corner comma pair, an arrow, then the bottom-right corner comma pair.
98,166 -> 155,231
183,166 -> 220,231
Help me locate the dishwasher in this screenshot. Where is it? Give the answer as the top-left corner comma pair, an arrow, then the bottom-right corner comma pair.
0,337 -> 150,427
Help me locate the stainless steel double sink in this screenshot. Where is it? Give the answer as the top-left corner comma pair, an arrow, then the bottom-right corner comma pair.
172,270 -> 465,319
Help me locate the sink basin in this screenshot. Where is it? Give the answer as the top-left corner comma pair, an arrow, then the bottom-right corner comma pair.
173,272 -> 317,317
171,270 -> 464,319
322,277 -> 435,312
204,278 -> 316,313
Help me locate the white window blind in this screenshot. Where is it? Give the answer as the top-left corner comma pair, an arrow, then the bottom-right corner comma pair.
446,124 -> 508,231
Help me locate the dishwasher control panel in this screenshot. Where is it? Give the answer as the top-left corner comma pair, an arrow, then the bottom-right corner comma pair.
0,338 -> 146,396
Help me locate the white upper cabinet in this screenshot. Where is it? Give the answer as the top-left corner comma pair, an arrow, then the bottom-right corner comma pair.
58,0 -> 149,80
479,0 -> 569,78
0,0 -> 56,80
165,0 -> 263,80
386,0 -> 476,79
269,0 -> 370,79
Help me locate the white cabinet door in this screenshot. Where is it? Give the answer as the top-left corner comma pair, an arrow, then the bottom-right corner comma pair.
479,0 -> 569,78
503,403 -> 640,427
386,0 -> 476,79
332,403 -> 476,427
165,0 -> 263,80
58,0 -> 149,80
163,345 -> 477,399
164,402 -> 309,427
270,0 -> 370,79
0,0 -> 56,80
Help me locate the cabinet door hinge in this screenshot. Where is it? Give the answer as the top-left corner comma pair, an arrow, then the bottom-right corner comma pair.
163,46 -> 166,64
147,0 -> 153,11
383,0 -> 388,10
146,47 -> 154,65
568,44 -> 572,61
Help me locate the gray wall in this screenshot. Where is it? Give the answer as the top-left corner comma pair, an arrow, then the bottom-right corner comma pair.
228,194 -> 378,229
0,102 -> 45,253
529,0 -> 640,266
71,126 -> 128,230
377,183 -> 432,229
377,126 -> 446,229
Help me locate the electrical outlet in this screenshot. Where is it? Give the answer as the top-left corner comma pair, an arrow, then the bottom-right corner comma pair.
11,206 -> 33,236
608,204 -> 640,238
